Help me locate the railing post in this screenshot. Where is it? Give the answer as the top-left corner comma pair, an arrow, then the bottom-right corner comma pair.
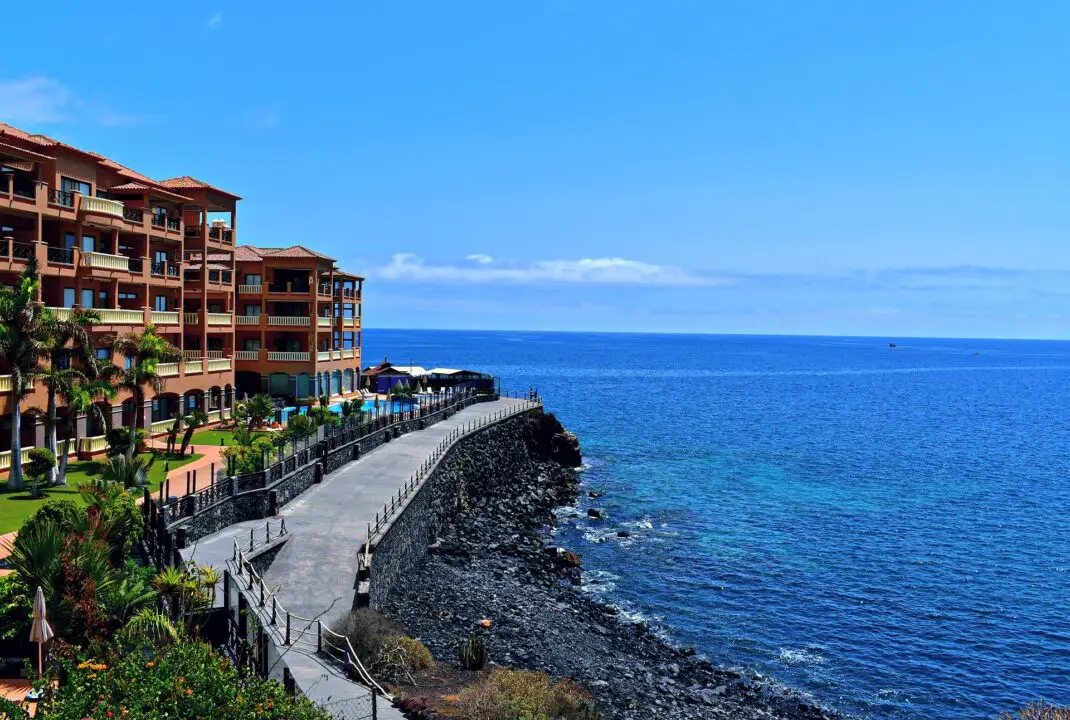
272,596 -> 277,624
260,577 -> 265,606
249,527 -> 254,551
286,612 -> 291,645
317,621 -> 322,652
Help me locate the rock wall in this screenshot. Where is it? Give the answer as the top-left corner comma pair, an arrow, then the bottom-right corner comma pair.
366,412 -> 579,610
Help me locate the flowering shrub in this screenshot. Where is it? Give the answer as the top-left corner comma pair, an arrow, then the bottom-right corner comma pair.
33,639 -> 329,720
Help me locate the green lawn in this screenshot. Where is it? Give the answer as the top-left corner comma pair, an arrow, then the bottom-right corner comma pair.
190,429 -> 269,447
0,451 -> 203,534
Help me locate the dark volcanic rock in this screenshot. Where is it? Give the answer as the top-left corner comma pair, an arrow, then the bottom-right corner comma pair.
381,416 -> 836,720
587,508 -> 603,520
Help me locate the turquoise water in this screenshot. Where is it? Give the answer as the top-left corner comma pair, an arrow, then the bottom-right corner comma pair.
364,329 -> 1070,719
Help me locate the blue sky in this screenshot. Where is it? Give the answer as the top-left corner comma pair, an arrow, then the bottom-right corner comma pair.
2,2 -> 1068,338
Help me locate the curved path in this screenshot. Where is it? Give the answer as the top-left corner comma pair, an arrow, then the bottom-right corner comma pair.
181,397 -> 529,716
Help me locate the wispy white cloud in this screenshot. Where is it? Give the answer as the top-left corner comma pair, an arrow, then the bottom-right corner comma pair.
377,253 -> 729,287
465,254 -> 494,264
0,77 -> 70,123
207,13 -> 223,30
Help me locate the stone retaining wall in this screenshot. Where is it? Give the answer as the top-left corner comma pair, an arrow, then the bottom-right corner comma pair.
364,414 -> 549,610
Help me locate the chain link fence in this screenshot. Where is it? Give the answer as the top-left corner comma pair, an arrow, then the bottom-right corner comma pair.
317,694 -> 378,720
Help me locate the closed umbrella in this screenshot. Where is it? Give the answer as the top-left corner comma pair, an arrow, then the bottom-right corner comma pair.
29,586 -> 53,678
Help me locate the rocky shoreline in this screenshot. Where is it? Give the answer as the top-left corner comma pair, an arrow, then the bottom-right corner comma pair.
381,416 -> 837,720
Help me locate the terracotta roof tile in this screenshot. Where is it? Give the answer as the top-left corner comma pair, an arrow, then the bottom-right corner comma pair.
234,246 -> 263,262
160,175 -> 241,200
248,245 -> 336,261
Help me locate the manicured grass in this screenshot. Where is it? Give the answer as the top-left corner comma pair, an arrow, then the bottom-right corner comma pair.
0,451 -> 203,534
190,429 -> 269,447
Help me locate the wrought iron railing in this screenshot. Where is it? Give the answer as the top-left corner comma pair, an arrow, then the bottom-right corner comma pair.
128,257 -> 143,272
151,261 -> 165,275
167,217 -> 181,231
12,183 -> 35,199
167,263 -> 179,277
47,246 -> 74,265
185,224 -> 201,237
123,206 -> 143,223
11,242 -> 33,260
151,213 -> 166,228
48,188 -> 74,207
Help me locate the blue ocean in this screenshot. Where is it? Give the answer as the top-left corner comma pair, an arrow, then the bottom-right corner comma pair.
365,330 -> 1070,719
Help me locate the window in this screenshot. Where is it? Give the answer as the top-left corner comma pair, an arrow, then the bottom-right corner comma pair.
81,235 -> 95,253
244,274 -> 261,285
244,339 -> 261,351
95,189 -> 108,199
118,291 -> 137,301
154,295 -> 168,312
62,288 -> 75,308
243,304 -> 261,316
124,356 -> 133,369
81,289 -> 94,308
54,351 -> 71,370
95,348 -> 110,360
98,290 -> 109,307
154,250 -> 168,265
61,176 -> 91,196
63,233 -> 77,251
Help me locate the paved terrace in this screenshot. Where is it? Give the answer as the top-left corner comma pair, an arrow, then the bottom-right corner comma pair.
180,397 -> 530,714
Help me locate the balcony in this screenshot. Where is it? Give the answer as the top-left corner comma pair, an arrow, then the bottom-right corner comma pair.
317,350 -> 331,361
168,264 -> 180,278
184,312 -> 199,324
0,375 -> 11,392
82,251 -> 135,272
341,317 -> 360,329
206,313 -> 232,326
267,283 -> 311,296
317,316 -> 331,328
235,350 -> 260,361
208,225 -> 234,244
167,217 -> 181,232
238,284 -> 262,294
184,359 -> 203,374
46,246 -> 74,266
341,348 -> 355,358
98,308 -> 143,324
208,269 -> 233,285
48,188 -> 75,208
206,358 -> 232,372
267,316 -> 310,327
151,311 -> 180,325
317,285 -> 332,298
80,196 -> 124,219
77,435 -> 109,455
267,351 -> 310,362
235,315 -> 260,325
182,350 -> 203,360
157,362 -> 180,378
123,207 -> 143,223
185,224 -> 202,238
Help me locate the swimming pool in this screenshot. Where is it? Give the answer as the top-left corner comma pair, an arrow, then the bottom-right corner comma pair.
277,399 -> 416,423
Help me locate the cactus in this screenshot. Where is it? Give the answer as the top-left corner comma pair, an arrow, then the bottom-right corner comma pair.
458,633 -> 487,670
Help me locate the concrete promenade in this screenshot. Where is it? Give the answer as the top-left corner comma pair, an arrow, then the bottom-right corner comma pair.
181,397 -> 530,715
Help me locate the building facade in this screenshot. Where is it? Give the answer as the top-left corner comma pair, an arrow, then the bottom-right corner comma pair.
233,245 -> 362,399
0,121 -> 363,470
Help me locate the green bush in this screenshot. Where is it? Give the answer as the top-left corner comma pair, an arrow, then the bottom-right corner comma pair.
0,572 -> 32,643
32,638 -> 330,720
330,609 -> 431,683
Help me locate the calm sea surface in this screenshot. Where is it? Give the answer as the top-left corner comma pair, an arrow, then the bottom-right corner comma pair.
364,330 -> 1070,719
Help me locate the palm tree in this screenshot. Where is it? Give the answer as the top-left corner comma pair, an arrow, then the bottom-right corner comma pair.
56,359 -> 119,484
93,454 -> 149,489
38,308 -> 99,484
0,257 -> 50,490
113,325 -> 182,460
246,393 -> 274,429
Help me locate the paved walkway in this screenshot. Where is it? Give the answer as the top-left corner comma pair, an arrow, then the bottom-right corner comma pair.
181,397 -> 528,715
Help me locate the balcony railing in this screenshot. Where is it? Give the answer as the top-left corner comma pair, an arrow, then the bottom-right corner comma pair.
208,270 -> 233,284
0,375 -> 11,392
183,350 -> 203,360
128,257 -> 143,273
184,359 -> 203,374
267,351 -> 310,362
184,312 -> 199,324
151,261 -> 166,276
167,217 -> 181,231
267,316 -> 310,326
342,317 -> 359,328
123,207 -> 143,223
267,284 -> 311,295
156,362 -> 180,377
11,242 -> 33,260
0,447 -> 35,472
238,284 -> 262,294
46,307 -> 72,321
80,196 -> 124,218
151,311 -> 180,325
317,316 -> 331,327
236,315 -> 260,325
151,213 -> 166,228
150,419 -> 173,434
318,285 -> 332,297
317,350 -> 331,361
207,358 -> 231,372
235,350 -> 260,360
167,264 -> 180,278
184,224 -> 202,237
82,251 -> 133,271
341,348 -> 355,358
206,313 -> 232,326
48,189 -> 74,208
98,308 -> 143,324
11,183 -> 36,200
208,226 -> 234,243
205,350 -> 226,358
77,435 -> 109,455
47,246 -> 74,265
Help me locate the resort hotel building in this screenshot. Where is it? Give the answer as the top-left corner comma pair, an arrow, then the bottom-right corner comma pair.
0,120 -> 363,471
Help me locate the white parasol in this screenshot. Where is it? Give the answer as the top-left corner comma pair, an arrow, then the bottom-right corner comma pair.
29,586 -> 53,677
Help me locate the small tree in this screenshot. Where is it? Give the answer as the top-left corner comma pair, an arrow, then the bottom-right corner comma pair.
246,393 -> 274,429
25,447 -> 56,499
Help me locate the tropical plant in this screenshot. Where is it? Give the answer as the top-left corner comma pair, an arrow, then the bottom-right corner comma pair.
2,521 -> 64,600
56,357 -> 118,484
37,307 -> 100,484
198,564 -> 221,606
287,413 -> 313,435
113,325 -> 182,459
246,393 -> 275,429
93,454 -> 149,490
318,394 -> 329,408
0,257 -> 49,490
178,408 -> 209,455
119,608 -> 179,646
25,447 -> 56,499
79,479 -> 143,559
99,575 -> 156,623
0,572 -> 33,644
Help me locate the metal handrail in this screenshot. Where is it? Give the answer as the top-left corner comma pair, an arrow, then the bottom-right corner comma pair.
230,536 -> 391,700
